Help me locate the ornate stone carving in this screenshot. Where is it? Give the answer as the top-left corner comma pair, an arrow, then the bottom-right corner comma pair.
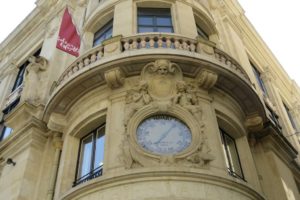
104,67 -> 125,89
124,81 -> 152,125
121,59 -> 214,169
23,56 -> 48,104
186,136 -> 215,167
172,81 -> 203,120
142,59 -> 182,100
196,69 -> 218,90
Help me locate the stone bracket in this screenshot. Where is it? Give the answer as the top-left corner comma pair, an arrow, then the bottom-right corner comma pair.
196,69 -> 218,90
104,67 -> 125,89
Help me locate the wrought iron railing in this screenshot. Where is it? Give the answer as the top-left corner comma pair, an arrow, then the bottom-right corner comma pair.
73,165 -> 103,187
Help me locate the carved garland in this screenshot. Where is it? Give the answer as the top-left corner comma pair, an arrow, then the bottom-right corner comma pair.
122,59 -> 216,169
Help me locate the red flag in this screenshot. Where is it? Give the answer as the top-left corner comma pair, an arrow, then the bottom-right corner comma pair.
56,8 -> 80,57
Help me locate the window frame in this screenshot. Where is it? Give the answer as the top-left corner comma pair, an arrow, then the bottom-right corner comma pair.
219,128 -> 245,180
73,124 -> 106,186
93,19 -> 113,47
137,8 -> 174,33
196,23 -> 209,40
251,62 -> 268,95
283,103 -> 297,130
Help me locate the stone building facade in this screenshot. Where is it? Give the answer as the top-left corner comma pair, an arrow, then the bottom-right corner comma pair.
0,0 -> 300,199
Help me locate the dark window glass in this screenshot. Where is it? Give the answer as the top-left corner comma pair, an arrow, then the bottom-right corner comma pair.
251,62 -> 268,95
11,63 -> 27,92
93,19 -> 113,46
74,124 -> 105,186
138,8 -> 174,33
284,103 -> 297,129
220,129 -> 244,180
196,24 -> 209,40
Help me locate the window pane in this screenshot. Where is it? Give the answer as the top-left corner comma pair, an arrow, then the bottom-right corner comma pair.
157,27 -> 173,33
137,8 -> 173,33
79,135 -> 93,177
138,17 -> 153,25
224,134 -> 243,178
138,27 -> 155,33
94,126 -> 105,169
197,24 -> 209,40
2,126 -> 12,140
93,20 -> 113,46
156,17 -> 172,26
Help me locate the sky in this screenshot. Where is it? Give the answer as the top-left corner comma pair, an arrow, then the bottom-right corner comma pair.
0,0 -> 299,86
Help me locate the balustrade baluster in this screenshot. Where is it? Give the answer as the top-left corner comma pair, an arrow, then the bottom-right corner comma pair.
149,38 -> 155,48
166,38 -> 172,48
123,42 -> 130,51
140,38 -> 146,48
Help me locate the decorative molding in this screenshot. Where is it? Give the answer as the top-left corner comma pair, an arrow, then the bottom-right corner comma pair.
104,67 -> 125,89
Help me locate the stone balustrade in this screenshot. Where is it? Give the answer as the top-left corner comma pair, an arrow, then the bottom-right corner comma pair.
55,33 -> 250,90
122,34 -> 197,52
57,45 -> 104,85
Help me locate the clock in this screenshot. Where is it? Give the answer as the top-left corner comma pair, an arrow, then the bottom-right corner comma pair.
136,115 -> 192,155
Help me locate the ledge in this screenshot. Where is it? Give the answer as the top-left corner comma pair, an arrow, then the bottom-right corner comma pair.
60,168 -> 266,200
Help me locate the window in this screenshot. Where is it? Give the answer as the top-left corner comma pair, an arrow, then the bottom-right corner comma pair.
93,19 -> 113,47
137,8 -> 173,33
0,125 -> 13,141
196,23 -> 209,40
74,124 -> 105,186
284,103 -> 297,130
251,62 -> 268,95
219,129 -> 244,180
11,62 -> 27,92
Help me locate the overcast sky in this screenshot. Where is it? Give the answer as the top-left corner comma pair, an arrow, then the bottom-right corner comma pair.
0,0 -> 299,86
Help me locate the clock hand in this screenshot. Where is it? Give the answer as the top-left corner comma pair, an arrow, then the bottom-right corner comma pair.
154,124 -> 176,144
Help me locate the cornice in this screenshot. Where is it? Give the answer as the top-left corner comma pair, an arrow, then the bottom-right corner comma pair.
255,124 -> 298,167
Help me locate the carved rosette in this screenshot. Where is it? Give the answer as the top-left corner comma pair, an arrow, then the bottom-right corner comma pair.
122,59 -> 214,169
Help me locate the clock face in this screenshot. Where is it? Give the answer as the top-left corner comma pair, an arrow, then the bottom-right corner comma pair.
136,115 -> 192,155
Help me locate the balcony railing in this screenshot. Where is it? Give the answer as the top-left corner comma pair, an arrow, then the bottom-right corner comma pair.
54,33 -> 251,92
73,165 -> 103,187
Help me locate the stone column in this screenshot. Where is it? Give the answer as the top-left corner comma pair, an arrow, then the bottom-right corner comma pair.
46,132 -> 63,200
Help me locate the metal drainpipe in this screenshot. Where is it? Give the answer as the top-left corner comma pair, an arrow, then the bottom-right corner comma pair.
47,132 -> 63,200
